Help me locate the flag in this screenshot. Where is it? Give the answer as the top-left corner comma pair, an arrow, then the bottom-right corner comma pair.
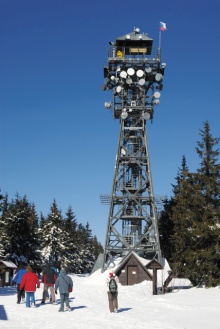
159,21 -> 167,31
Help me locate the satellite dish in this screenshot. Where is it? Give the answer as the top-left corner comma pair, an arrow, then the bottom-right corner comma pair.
155,73 -> 163,81
145,67 -> 152,73
104,102 -> 111,109
120,71 -> 127,78
126,77 -> 132,84
154,91 -> 161,98
142,112 -> 151,120
153,99 -> 160,105
121,111 -> 128,120
136,70 -> 144,77
116,86 -> 122,93
127,68 -> 135,76
139,78 -> 145,86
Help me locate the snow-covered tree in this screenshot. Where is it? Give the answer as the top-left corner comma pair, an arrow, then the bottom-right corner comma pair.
60,206 -> 80,272
1,194 -> 41,266
40,199 -> 66,268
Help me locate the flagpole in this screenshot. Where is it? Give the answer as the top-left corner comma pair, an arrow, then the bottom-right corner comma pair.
158,21 -> 167,57
158,30 -> 161,56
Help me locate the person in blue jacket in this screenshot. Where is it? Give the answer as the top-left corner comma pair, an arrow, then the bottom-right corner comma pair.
13,262 -> 27,304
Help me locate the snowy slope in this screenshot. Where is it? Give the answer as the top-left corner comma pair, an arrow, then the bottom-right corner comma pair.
0,270 -> 219,329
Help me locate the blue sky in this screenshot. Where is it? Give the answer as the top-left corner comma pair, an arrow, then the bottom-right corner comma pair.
1,0 -> 219,245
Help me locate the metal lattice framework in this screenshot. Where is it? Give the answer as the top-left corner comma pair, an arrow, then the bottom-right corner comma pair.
101,28 -> 166,271
100,194 -> 166,215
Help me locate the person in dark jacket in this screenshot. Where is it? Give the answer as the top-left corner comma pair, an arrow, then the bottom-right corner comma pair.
48,263 -> 59,302
55,269 -> 73,312
41,264 -> 57,304
20,266 -> 40,308
12,262 -> 27,304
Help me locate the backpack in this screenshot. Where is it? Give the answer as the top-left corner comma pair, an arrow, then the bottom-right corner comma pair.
109,277 -> 117,293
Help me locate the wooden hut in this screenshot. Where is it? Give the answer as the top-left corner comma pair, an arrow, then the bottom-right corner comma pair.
0,260 -> 17,287
113,251 -> 153,285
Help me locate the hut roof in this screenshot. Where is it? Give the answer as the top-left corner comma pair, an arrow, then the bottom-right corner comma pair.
0,260 -> 17,268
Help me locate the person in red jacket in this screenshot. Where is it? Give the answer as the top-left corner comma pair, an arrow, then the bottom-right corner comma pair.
20,266 -> 40,308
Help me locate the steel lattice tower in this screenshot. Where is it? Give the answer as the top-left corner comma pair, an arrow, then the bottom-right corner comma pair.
101,28 -> 165,271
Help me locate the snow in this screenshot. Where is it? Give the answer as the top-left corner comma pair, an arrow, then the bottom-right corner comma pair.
0,269 -> 219,329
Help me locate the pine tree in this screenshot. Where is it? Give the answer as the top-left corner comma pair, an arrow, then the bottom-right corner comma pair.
0,193 -> 9,258
91,235 -> 104,259
39,212 -> 46,228
159,155 -> 195,277
0,189 -> 3,212
187,121 -> 220,286
158,196 -> 174,260
64,206 -> 78,233
60,206 -> 79,272
27,203 -> 42,272
40,199 -> 66,268
1,194 -> 41,266
76,222 -> 96,273
160,122 -> 220,286
158,157 -> 189,260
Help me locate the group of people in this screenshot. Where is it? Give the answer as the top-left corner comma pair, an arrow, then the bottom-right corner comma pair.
13,262 -> 73,312
13,263 -> 119,313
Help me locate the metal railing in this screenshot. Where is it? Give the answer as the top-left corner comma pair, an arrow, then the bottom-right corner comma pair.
108,46 -> 161,62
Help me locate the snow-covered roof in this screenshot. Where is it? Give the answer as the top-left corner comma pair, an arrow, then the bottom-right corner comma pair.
106,252 -> 172,288
167,278 -> 192,289
0,260 -> 17,268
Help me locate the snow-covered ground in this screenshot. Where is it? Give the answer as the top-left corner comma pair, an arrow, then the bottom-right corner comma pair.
0,269 -> 219,329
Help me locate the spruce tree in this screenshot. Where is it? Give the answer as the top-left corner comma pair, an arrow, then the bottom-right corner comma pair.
0,189 -> 3,211
1,194 -> 41,266
160,155 -> 195,277
64,206 -> 78,233
188,121 -> 220,286
158,157 -> 189,260
91,235 -> 104,260
76,222 -> 96,273
39,212 -> 46,228
0,193 -> 9,258
160,122 -> 220,286
27,203 -> 42,272
40,199 -> 66,268
60,206 -> 79,272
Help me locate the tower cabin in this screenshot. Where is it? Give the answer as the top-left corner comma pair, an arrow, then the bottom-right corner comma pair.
109,27 -> 154,59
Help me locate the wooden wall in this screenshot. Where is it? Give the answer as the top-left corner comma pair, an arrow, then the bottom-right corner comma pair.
116,254 -> 152,286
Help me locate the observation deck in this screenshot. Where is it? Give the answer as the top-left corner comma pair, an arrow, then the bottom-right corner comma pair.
108,46 -> 161,64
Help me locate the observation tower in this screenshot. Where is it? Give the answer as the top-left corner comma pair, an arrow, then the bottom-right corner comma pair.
101,28 -> 166,272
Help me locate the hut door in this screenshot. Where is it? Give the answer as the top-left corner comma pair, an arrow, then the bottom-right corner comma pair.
127,265 -> 137,285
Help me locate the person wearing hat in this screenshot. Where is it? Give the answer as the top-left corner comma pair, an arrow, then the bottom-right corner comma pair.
20,266 -> 40,308
106,268 -> 119,313
55,268 -> 73,312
